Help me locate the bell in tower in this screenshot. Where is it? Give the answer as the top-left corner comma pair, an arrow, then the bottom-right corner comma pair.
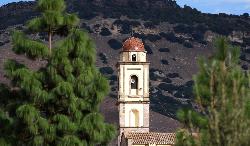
130,75 -> 138,95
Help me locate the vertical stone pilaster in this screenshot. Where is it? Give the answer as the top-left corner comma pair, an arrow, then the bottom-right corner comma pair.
143,103 -> 150,131
119,104 -> 125,127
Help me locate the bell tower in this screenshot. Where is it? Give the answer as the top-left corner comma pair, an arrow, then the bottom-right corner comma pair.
117,37 -> 150,145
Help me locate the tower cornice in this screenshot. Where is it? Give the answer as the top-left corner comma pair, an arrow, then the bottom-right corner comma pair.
116,62 -> 150,68
117,62 -> 150,65
117,101 -> 150,104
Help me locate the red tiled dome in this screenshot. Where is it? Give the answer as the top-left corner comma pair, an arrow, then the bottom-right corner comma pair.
122,37 -> 145,52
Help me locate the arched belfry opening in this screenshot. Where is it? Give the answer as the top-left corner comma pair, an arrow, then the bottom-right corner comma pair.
130,75 -> 138,95
131,75 -> 138,89
129,109 -> 139,127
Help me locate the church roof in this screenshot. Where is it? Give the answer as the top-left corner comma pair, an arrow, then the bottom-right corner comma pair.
122,37 -> 145,52
127,132 -> 176,145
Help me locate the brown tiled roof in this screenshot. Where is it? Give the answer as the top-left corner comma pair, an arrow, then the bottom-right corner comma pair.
122,37 -> 145,52
127,132 -> 176,145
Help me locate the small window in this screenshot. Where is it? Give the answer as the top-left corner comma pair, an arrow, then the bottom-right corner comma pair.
131,75 -> 138,89
132,54 -> 136,61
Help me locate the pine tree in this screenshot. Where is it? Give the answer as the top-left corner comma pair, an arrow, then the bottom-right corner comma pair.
0,0 -> 116,145
175,37 -> 250,146
27,0 -> 79,54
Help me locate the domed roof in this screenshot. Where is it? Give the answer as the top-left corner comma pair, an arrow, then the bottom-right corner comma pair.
122,37 -> 145,52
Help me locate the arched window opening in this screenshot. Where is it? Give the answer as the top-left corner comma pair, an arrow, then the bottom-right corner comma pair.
129,109 -> 139,127
132,54 -> 136,61
131,75 -> 138,89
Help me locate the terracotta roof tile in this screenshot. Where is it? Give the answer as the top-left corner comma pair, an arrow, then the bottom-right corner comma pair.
127,132 -> 176,145
122,37 -> 145,52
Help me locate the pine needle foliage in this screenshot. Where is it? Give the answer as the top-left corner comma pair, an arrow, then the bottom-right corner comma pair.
27,0 -> 79,54
0,0 -> 116,145
175,37 -> 250,146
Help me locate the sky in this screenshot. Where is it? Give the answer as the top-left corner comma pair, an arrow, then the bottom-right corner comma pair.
177,0 -> 250,15
0,0 -> 249,15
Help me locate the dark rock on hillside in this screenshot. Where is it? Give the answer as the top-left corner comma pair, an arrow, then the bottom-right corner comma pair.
173,23 -> 207,45
157,80 -> 194,101
158,83 -> 178,94
173,81 -> 194,99
109,93 -> 116,99
0,42 -> 4,46
167,73 -> 181,78
160,32 -> 185,45
100,27 -> 112,36
147,34 -> 161,42
144,21 -> 156,29
186,80 -> 194,87
151,94 -> 192,118
195,24 -> 208,33
133,33 -> 147,40
4,40 -> 9,44
113,19 -> 140,34
145,44 -> 153,54
159,48 -> 170,52
149,68 -> 161,73
240,54 -> 247,61
192,31 -> 205,43
242,64 -> 248,70
150,87 -> 162,97
243,37 -> 250,46
159,32 -> 176,42
15,25 -> 24,30
149,69 -> 165,81
99,53 -> 108,64
109,75 -> 118,81
110,80 -> 115,85
174,24 -> 194,34
103,60 -> 108,64
108,39 -> 122,50
239,54 -> 250,63
111,86 -> 116,91
183,41 -> 193,48
162,78 -> 172,83
99,67 -> 114,75
161,59 -> 169,65
244,48 -> 250,54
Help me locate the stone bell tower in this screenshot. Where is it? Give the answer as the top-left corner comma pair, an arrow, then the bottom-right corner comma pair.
117,37 -> 150,145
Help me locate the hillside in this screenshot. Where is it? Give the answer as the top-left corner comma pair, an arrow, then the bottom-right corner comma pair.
1,0 -> 250,139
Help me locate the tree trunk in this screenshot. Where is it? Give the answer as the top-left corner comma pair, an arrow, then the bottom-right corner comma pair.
49,31 -> 52,55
